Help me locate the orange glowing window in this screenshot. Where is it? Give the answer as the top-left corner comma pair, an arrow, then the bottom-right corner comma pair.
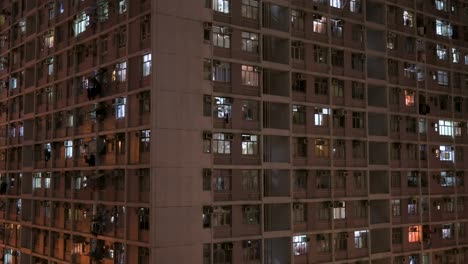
408,225 -> 421,242
405,90 -> 415,106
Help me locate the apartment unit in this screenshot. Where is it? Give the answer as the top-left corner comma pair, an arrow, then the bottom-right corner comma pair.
0,0 -> 467,263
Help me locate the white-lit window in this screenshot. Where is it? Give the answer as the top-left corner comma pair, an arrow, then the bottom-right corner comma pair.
214,97 -> 232,119
33,173 -> 42,189
442,224 -> 453,239
73,12 -> 90,36
330,0 -> 343,8
142,53 -> 152,77
118,0 -> 127,14
10,78 -> 17,89
212,26 -> 230,48
44,174 -> 51,189
440,172 -> 456,187
465,55 -> 468,65
314,108 -> 329,126
436,20 -> 453,38
45,30 -> 54,48
241,65 -> 259,86
354,230 -> 368,248
333,202 -> 346,219
403,11 -> 413,27
437,70 -> 449,86
19,20 -> 26,33
213,0 -> 230,14
46,58 -> 54,76
212,61 -> 231,82
349,0 -> 361,12
115,97 -> 126,119
408,200 -> 418,215
439,145 -> 454,161
436,44 -> 447,60
64,140 -> 73,158
114,62 -> 127,82
241,134 -> 258,155
437,120 -> 453,136
212,133 -> 232,154
452,48 -> 460,63
293,235 -> 309,256
435,0 -> 448,11
19,124 -> 24,137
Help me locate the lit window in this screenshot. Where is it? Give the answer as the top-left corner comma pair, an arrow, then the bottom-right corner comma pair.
73,12 -> 90,36
349,0 -> 361,12
435,0 -> 448,11
212,133 -> 232,154
437,120 -> 453,136
452,48 -> 459,63
315,139 -> 329,158
33,173 -> 42,189
436,44 -> 447,60
465,55 -> 468,65
113,62 -> 127,82
142,53 -> 152,77
403,11 -> 413,27
214,97 -> 232,119
46,58 -> 54,76
118,0 -> 127,14
391,199 -> 401,216
293,235 -> 309,256
212,61 -> 231,82
10,78 -> 17,89
441,172 -> 456,187
241,134 -> 258,155
313,15 -> 327,34
436,19 -> 453,38
139,130 -> 151,152
114,97 -> 126,119
330,0 -> 343,8
408,199 -> 418,215
405,90 -> 415,106
439,145 -> 454,161
442,224 -> 453,239
19,20 -> 26,33
213,0 -> 230,14
333,201 -> 346,219
64,140 -> 73,158
408,225 -> 421,242
314,108 -> 329,126
212,26 -> 230,48
241,65 -> 259,86
44,174 -> 51,189
354,230 -> 368,248
241,32 -> 258,53
45,30 -> 54,48
241,0 -> 258,19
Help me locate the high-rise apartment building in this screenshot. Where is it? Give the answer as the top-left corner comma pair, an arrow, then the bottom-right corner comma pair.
0,0 -> 467,263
